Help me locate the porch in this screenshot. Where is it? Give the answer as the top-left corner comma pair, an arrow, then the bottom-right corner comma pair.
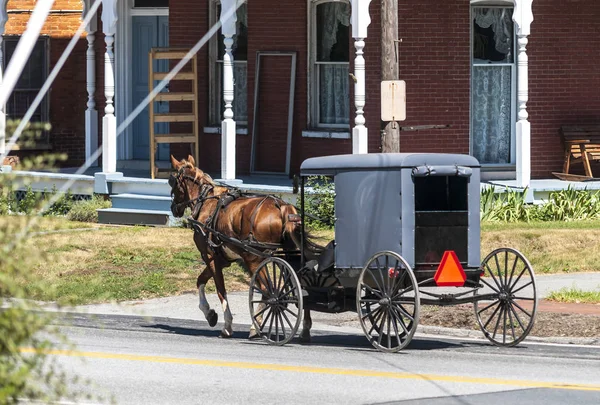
3,162 -> 600,226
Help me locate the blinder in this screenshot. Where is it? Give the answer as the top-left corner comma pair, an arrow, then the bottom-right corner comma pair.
168,174 -> 177,188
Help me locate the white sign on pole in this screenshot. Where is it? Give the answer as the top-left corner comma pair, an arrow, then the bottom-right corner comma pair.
381,80 -> 406,122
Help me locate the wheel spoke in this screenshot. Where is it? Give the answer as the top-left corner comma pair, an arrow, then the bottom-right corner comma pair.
511,299 -> 533,319
492,305 -> 504,340
391,306 -> 410,336
494,253 -> 504,287
368,307 -> 386,335
282,305 -> 300,320
252,304 -> 271,320
275,310 -> 280,342
507,303 -> 527,333
480,278 -> 501,293
509,267 -> 528,291
362,305 -> 383,323
377,311 -> 387,347
363,283 -> 384,299
389,308 -> 403,347
482,301 -> 502,330
477,300 -> 500,315
278,312 -> 287,341
485,262 -> 503,290
512,296 -> 535,301
368,265 -> 386,295
507,253 -> 520,288
507,302 -> 516,342
259,307 -> 274,333
386,309 -> 392,348
394,303 -> 415,323
267,307 -> 276,339
280,307 -> 296,331
502,302 -> 507,344
504,250 -> 509,286
511,280 -> 534,295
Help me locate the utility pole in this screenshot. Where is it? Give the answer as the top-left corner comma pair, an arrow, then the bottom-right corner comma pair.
380,0 -> 399,153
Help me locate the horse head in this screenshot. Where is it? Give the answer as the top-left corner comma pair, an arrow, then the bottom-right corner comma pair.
169,155 -> 214,217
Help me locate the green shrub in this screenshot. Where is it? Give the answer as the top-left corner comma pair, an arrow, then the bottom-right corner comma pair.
66,195 -> 111,223
43,186 -> 74,216
481,185 -> 600,223
1,150 -> 103,404
304,175 -> 335,229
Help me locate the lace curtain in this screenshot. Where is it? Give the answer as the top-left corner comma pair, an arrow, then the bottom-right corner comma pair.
317,2 -> 350,125
473,8 -> 513,57
472,66 -> 511,164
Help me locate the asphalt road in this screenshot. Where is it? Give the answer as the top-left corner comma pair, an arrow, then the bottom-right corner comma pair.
45,313 -> 600,405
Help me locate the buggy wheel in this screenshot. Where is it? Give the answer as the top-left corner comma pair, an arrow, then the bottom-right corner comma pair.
357,251 -> 420,353
249,257 -> 303,346
475,248 -> 538,347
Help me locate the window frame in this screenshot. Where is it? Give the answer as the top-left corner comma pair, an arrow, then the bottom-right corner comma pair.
208,0 -> 248,127
2,35 -> 51,147
469,3 -> 517,167
308,0 -> 351,130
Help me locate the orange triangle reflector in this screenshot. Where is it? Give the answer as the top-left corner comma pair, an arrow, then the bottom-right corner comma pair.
434,251 -> 466,287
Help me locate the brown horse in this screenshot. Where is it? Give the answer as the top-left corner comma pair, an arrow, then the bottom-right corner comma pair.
169,155 -> 323,340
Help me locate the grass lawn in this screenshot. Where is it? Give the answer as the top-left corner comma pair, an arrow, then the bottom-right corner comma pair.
4,216 -> 600,305
547,287 -> 600,304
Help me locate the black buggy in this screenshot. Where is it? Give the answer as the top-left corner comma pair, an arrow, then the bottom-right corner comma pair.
247,153 -> 538,352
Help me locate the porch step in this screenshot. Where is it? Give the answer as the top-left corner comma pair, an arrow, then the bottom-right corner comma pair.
97,208 -> 174,227
110,193 -> 172,211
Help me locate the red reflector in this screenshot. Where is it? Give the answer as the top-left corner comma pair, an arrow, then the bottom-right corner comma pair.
434,251 -> 467,287
388,267 -> 399,278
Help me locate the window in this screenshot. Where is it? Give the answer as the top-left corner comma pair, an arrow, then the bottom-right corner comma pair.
471,6 -> 516,165
209,1 -> 248,126
2,36 -> 50,145
310,0 -> 350,128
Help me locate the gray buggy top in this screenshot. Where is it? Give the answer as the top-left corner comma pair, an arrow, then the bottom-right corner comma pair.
300,153 -> 481,270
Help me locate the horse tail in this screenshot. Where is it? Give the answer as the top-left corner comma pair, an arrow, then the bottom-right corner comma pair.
280,203 -> 325,261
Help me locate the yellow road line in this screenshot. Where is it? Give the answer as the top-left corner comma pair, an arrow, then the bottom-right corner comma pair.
20,347 -> 600,392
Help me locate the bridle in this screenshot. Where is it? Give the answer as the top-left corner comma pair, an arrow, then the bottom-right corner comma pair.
169,167 -> 214,214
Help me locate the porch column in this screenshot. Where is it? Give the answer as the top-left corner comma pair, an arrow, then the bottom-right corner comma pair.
220,0 -> 237,180
351,0 -> 372,154
0,0 -> 8,158
514,0 -> 534,187
101,0 -> 118,173
84,0 -> 98,166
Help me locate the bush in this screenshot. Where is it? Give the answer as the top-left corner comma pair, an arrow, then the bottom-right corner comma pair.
304,175 -> 335,229
1,151 -> 103,403
481,185 -> 600,223
66,195 -> 111,223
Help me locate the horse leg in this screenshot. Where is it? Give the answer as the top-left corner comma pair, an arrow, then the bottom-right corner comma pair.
197,267 -> 218,327
300,309 -> 312,343
212,263 -> 234,338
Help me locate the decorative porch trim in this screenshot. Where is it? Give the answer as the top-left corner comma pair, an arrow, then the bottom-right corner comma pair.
219,0 -> 240,180
101,0 -> 118,173
513,0 -> 533,187
351,0 -> 371,154
83,0 -> 99,167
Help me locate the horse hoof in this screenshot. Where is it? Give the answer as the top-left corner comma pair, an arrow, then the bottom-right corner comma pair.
207,309 -> 218,327
248,331 -> 261,340
219,330 -> 233,339
300,334 -> 311,344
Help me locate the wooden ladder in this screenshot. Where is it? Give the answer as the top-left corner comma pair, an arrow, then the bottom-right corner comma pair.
148,48 -> 199,179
